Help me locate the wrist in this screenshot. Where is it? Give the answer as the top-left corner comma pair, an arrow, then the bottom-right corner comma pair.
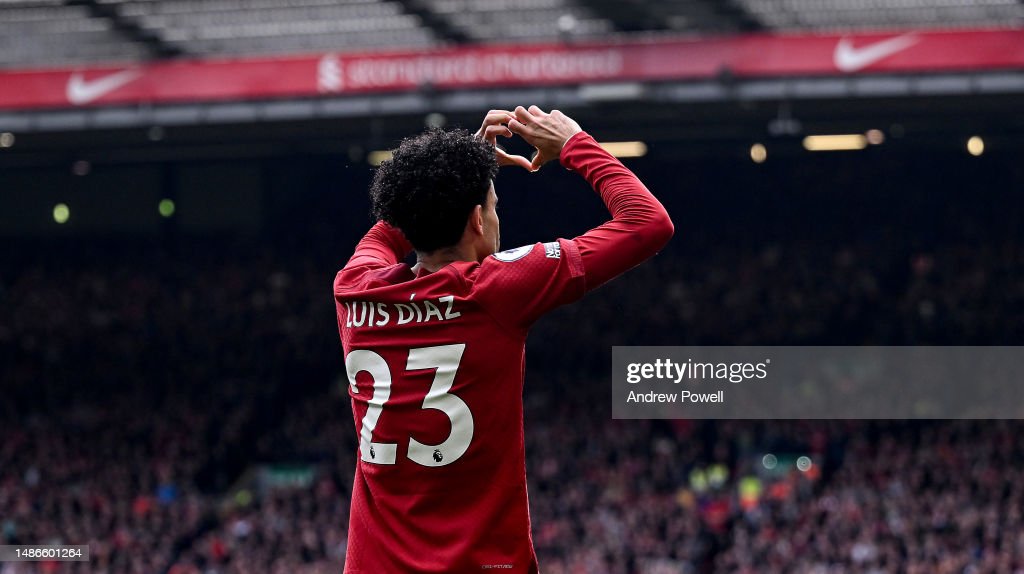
558,131 -> 592,168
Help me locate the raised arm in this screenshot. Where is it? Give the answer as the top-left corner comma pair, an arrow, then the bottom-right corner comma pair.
507,106 -> 673,290
344,221 -> 414,270
560,132 -> 673,289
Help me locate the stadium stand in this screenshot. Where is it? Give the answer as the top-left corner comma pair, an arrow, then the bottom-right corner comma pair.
3,151 -> 1024,572
120,0 -> 438,54
0,2 -> 147,69
426,0 -> 612,42
735,0 -> 1024,31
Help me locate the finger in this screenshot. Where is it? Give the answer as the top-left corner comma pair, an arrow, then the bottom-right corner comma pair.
530,150 -> 549,171
475,110 -> 513,138
528,105 -> 547,117
507,118 -> 535,138
482,110 -> 514,126
483,124 -> 513,141
497,149 -> 533,171
514,106 -> 533,126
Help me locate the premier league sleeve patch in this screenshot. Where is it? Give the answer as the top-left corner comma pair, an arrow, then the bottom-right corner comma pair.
492,244 -> 535,262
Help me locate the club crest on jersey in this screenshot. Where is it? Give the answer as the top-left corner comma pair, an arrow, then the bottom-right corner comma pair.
543,241 -> 561,259
492,245 -> 533,262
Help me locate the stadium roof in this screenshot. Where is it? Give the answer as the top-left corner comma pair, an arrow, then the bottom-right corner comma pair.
1,0 -> 1022,69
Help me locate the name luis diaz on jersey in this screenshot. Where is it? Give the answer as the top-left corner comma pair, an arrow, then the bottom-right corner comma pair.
342,294 -> 460,328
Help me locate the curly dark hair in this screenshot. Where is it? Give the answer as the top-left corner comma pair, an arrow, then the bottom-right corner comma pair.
370,128 -> 499,253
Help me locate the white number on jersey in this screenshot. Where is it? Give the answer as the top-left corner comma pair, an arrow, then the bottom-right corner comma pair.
345,344 -> 473,467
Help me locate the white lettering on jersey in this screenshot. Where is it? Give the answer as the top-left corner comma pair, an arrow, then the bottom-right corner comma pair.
344,295 -> 461,329
396,303 -> 415,325
374,302 -> 390,326
439,295 -> 461,319
543,241 -> 561,259
423,299 -> 444,322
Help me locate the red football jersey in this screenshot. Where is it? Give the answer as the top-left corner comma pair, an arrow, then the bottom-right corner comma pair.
335,132 -> 673,573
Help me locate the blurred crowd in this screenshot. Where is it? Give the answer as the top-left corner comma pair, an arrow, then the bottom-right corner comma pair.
3,167 -> 1024,573
0,247 -> 330,574
0,397 -> 208,574
719,421 -> 1024,574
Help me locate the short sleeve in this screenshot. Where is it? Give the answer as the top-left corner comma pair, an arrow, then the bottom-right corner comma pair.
471,238 -> 587,329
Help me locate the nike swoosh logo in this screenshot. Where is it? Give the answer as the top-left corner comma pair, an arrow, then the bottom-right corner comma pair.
66,69 -> 142,105
834,34 -> 919,73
